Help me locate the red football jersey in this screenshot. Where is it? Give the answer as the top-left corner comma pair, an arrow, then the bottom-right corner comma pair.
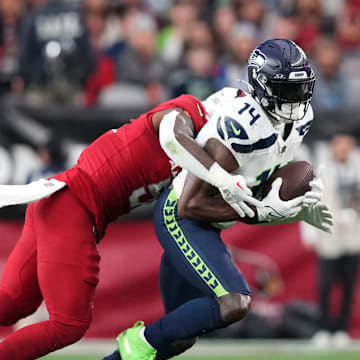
55,94 -> 207,239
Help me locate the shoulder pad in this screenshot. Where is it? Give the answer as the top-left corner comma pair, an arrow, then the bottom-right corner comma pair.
202,87 -> 239,117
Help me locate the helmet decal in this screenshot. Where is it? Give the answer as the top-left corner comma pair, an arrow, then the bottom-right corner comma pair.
248,49 -> 267,70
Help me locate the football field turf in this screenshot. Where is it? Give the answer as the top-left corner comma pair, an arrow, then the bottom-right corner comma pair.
40,339 -> 360,359
42,353 -> 360,360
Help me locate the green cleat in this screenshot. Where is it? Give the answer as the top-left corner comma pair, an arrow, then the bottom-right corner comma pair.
117,321 -> 157,360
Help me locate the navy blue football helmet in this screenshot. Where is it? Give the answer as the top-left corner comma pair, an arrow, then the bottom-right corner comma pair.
248,39 -> 315,123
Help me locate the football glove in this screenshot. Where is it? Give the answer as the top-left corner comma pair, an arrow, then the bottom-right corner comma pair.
257,178 -> 304,222
303,165 -> 324,207
298,202 -> 334,233
218,174 -> 263,218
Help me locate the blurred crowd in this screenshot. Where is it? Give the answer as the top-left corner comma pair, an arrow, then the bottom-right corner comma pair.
0,0 -> 360,110
1,0 -> 360,343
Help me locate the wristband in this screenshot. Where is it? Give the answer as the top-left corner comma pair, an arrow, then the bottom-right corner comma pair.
206,162 -> 233,188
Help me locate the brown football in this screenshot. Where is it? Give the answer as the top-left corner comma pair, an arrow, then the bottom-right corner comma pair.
262,161 -> 314,201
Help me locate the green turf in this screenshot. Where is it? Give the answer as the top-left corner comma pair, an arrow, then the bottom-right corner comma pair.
41,352 -> 360,360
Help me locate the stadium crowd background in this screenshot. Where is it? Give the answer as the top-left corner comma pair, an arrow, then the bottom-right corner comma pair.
0,0 -> 359,110
0,0 -> 359,181
0,0 -> 358,183
0,0 -> 360,347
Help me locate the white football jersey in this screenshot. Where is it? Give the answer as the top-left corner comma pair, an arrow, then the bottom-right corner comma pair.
172,88 -> 313,226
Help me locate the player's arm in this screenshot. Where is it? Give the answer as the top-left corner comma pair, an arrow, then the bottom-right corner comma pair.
176,138 -> 310,226
153,108 -> 262,218
177,138 -> 243,222
153,107 -> 215,174
179,160 -> 333,233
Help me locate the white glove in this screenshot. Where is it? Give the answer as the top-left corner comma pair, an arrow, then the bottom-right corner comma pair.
303,165 -> 324,207
298,202 -> 334,233
257,178 -> 304,222
218,174 -> 263,218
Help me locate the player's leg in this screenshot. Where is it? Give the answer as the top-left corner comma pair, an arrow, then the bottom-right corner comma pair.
103,254 -> 201,360
145,189 -> 251,345
0,203 -> 43,326
155,253 -> 202,359
159,253 -> 205,313
117,189 -> 251,360
318,257 -> 335,331
337,255 -> 359,332
0,188 -> 100,359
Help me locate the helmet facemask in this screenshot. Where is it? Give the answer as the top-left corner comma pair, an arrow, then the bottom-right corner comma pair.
255,72 -> 315,123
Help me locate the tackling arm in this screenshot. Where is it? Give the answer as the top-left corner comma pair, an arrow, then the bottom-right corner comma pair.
155,108 -> 232,187
154,108 -> 215,175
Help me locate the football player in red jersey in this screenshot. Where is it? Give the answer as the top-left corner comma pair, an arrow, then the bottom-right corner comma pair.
0,94 -> 262,359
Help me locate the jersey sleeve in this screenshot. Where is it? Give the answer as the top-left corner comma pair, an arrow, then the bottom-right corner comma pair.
195,106 -> 252,172
150,94 -> 208,132
215,112 -> 254,171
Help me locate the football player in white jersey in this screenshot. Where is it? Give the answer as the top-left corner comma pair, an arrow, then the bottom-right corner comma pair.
106,39 -> 333,360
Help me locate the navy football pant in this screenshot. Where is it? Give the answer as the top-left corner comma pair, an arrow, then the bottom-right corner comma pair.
144,188 -> 250,351
155,188 -> 250,307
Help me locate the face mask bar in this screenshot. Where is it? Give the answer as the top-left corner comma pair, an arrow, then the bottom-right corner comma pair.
260,77 -> 314,122
268,77 -> 315,103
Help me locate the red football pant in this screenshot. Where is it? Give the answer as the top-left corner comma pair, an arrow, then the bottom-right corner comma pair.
0,188 -> 100,359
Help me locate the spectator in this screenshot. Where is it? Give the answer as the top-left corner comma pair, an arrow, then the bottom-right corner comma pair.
212,5 -> 237,55
292,0 -> 328,53
185,20 -> 214,50
157,0 -> 200,66
219,22 -> 258,89
336,0 -> 360,50
83,0 -> 115,106
100,11 -> 169,107
235,0 -> 265,28
26,137 -> 67,184
302,135 -> 360,348
270,15 -> 300,41
234,0 -> 277,43
311,37 -> 356,110
169,45 -> 219,100
0,0 -> 25,95
17,0 -> 96,105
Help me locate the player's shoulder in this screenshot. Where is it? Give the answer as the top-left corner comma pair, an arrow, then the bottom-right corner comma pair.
293,104 -> 314,137
202,87 -> 241,117
216,93 -> 275,145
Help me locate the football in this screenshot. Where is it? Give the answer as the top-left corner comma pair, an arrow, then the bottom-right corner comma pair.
262,161 -> 314,201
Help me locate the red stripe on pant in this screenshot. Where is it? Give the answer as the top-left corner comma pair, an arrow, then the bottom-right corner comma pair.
0,188 -> 100,359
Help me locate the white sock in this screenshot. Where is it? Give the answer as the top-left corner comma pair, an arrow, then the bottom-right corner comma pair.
140,327 -> 154,349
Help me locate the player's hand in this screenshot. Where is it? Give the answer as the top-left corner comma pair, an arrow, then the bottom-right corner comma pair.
257,178 -> 304,222
303,165 -> 324,207
218,174 -> 263,218
299,202 -> 334,233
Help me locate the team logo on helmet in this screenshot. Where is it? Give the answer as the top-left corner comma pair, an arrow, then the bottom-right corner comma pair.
248,49 -> 267,70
